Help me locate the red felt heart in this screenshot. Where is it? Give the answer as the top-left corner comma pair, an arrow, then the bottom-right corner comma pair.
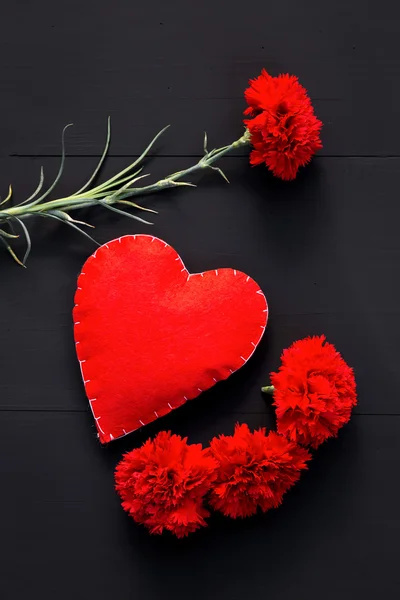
73,235 -> 268,443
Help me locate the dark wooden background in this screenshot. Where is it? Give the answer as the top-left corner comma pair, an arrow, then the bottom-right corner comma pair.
1,1 -> 400,598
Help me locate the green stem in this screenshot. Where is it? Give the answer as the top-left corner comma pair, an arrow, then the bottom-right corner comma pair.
261,385 -> 275,394
0,125 -> 252,265
122,130 -> 251,198
2,130 -> 251,219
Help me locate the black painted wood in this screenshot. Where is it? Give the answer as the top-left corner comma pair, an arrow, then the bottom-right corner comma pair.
1,413 -> 399,599
0,1 -> 399,598
1,1 -> 400,157
0,156 -> 398,414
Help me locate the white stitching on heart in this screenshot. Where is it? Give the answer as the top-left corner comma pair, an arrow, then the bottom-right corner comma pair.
95,416 -> 105,434
76,320 -> 111,439
74,234 -> 268,443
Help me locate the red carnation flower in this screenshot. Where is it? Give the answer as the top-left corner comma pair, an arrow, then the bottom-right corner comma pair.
115,431 -> 218,538
244,69 -> 322,180
270,336 -> 357,448
208,423 -> 310,519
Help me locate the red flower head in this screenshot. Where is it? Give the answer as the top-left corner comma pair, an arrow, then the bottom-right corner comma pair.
115,431 -> 218,538
244,69 -> 322,180
208,423 -> 310,519
271,336 -> 357,449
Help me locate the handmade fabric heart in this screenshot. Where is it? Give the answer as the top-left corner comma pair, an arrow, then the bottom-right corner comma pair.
73,235 -> 268,443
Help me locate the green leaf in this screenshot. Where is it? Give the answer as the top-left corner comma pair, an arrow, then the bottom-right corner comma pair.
18,167 -> 45,206
49,209 -> 95,228
12,217 -> 32,265
210,165 -> 230,183
0,235 -> 25,267
117,200 -> 157,214
92,125 -> 169,193
0,185 -> 12,206
74,117 -> 111,195
29,124 -> 73,205
43,212 -> 100,246
106,173 -> 150,202
0,228 -> 19,239
98,200 -> 153,225
203,131 -> 208,154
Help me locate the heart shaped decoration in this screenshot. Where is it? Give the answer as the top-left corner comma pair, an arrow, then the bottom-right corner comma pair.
73,235 -> 268,443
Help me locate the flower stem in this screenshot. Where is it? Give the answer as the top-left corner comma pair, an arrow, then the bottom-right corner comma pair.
3,130 -> 251,216
261,385 -> 275,394
95,128 -> 252,200
0,123 -> 251,265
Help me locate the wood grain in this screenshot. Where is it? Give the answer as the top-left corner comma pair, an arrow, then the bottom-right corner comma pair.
0,0 -> 399,598
0,412 -> 399,599
0,156 -> 398,414
0,1 -> 400,156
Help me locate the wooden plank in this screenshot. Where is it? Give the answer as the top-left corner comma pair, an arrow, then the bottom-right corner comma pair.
0,1 -> 400,156
0,411 -> 399,599
1,1 -> 399,598
0,155 -> 399,414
